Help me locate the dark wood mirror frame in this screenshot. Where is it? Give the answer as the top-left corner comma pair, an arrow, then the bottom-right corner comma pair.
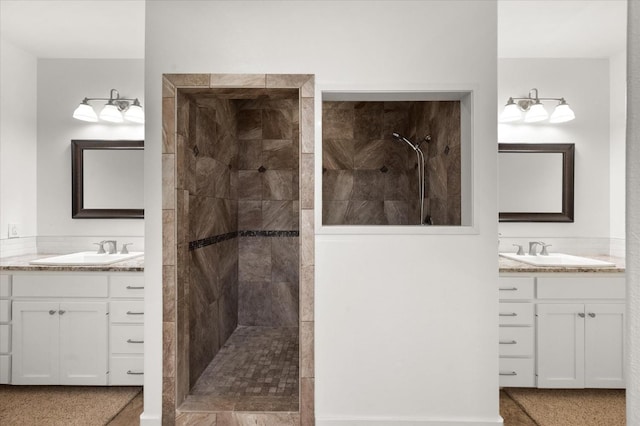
498,143 -> 574,223
72,139 -> 144,219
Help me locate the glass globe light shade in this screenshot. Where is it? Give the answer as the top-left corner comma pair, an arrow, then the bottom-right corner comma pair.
99,101 -> 124,123
72,100 -> 98,122
524,100 -> 549,123
499,98 -> 523,123
549,100 -> 575,123
124,100 -> 145,124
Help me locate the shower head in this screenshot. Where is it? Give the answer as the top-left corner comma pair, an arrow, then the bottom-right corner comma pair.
391,132 -> 418,150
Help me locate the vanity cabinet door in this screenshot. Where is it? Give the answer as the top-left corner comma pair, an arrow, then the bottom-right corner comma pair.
12,301 -> 60,385
584,303 -> 625,388
536,303 -> 585,388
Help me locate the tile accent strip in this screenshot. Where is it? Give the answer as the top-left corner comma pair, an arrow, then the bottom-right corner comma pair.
189,230 -> 299,251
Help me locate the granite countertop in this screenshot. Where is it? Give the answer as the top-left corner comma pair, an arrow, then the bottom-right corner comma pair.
499,254 -> 625,273
0,253 -> 144,272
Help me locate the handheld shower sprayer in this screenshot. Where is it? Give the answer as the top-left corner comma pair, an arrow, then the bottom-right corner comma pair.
390,131 -> 428,225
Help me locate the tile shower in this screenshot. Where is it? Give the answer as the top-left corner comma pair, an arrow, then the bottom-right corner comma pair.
162,74 -> 315,425
322,101 -> 461,226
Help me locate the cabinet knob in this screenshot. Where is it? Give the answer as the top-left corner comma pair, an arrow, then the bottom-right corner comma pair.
499,340 -> 517,345
499,371 -> 517,376
578,313 -> 585,318
58,310 -> 66,315
588,312 -> 596,318
49,310 -> 56,315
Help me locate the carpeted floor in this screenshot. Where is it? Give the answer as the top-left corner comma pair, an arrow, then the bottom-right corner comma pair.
502,388 -> 626,426
0,385 -> 142,426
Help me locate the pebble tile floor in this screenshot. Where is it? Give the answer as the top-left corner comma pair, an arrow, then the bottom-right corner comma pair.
185,326 -> 299,412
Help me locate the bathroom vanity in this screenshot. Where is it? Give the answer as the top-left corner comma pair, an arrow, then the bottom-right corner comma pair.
0,254 -> 144,386
498,255 -> 625,389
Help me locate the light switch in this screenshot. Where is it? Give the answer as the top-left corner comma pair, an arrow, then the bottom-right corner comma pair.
7,223 -> 18,239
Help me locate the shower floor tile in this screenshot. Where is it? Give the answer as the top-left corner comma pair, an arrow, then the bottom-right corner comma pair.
186,326 -> 299,412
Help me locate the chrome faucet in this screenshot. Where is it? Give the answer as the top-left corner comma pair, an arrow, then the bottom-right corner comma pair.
104,240 -> 118,254
528,241 -> 542,256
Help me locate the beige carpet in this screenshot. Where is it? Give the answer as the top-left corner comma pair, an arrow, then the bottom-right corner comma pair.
504,388 -> 625,426
0,385 -> 142,426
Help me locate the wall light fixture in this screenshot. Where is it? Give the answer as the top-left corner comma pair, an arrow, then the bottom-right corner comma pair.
73,89 -> 144,124
499,88 -> 575,124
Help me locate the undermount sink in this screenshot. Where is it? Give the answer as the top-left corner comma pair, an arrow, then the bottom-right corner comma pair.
29,251 -> 144,266
499,252 -> 615,268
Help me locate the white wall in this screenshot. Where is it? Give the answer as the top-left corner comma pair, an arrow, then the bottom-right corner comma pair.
610,50 -> 626,242
498,59 -> 611,241
145,1 -> 499,425
0,38 -> 38,256
36,59 -> 144,246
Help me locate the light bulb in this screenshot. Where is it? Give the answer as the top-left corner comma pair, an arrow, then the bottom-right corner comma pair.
99,101 -> 124,123
524,100 -> 548,123
499,98 -> 523,123
549,100 -> 575,123
72,99 -> 98,122
124,99 -> 144,123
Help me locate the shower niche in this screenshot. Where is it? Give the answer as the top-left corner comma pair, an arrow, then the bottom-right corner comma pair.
322,93 -> 469,226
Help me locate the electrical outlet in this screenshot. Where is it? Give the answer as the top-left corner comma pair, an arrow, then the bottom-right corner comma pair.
8,223 -> 19,239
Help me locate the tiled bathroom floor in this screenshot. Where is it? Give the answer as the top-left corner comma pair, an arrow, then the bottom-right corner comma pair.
184,326 -> 299,412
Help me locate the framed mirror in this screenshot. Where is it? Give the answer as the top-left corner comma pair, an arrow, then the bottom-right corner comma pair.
498,143 -> 574,222
72,139 -> 144,219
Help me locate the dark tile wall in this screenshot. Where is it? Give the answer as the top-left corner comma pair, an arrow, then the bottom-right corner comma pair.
236,98 -> 300,327
322,101 -> 461,225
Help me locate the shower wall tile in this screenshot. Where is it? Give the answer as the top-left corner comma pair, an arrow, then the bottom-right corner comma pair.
238,171 -> 262,200
162,97 -> 176,154
195,157 -> 216,196
163,210 -> 176,266
196,106 -> 217,158
323,139 -> 354,170
263,200 -> 293,230
301,377 -> 315,426
162,154 -> 176,209
163,265 -> 176,322
354,102 -> 384,140
238,200 -> 262,229
300,153 -> 314,209
237,140 -> 262,170
272,281 -> 299,326
238,237 -> 271,281
162,376 -> 176,425
272,237 -> 299,283
162,75 -> 176,98
301,97 -> 315,153
384,171 -> 410,201
262,108 -> 292,139
239,281 -> 272,325
384,200 -> 409,225
266,73 -> 312,89
322,103 -> 354,139
210,73 -> 266,88
354,139 -> 386,170
301,209 -> 314,267
262,170 -> 293,200
323,170 -> 354,201
345,200 -> 386,225
165,73 -> 210,87
300,265 -> 314,322
263,139 -> 293,169
322,201 -> 348,225
300,321 -> 314,378
237,109 -> 262,140
176,190 -> 189,244
164,322 -> 176,379
352,170 -> 385,200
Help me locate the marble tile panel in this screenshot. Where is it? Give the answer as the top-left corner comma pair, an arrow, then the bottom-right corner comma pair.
429,198 -> 447,226
301,209 -> 314,266
263,108 -> 292,139
300,265 -> 314,323
300,153 -> 314,209
354,102 -> 384,140
382,104 -> 411,138
384,171 -> 410,201
195,157 -> 216,197
164,321 -> 176,379
162,154 -> 176,209
293,170 -> 300,203
176,190 -> 189,244
266,73 -> 312,89
272,281 -> 299,326
165,73 -> 210,87
176,92 -> 191,138
292,200 -> 300,230
196,106 -> 217,158
189,196 -> 213,240
163,210 -> 176,266
210,73 -> 266,88
301,377 -> 315,426
322,139 -> 354,170
272,237 -> 299,283
238,281 -> 272,325
238,237 -> 271,281
162,97 -> 176,154
428,156 -> 447,199
238,200 -> 262,230
301,97 -> 315,153
262,200 -> 293,230
322,201 -> 348,225
353,170 -> 385,201
300,321 -> 314,378
385,137 -> 412,171
176,412 -> 217,426
217,238 -> 238,284
230,169 -> 238,200
176,243 -> 190,302
323,170 -> 353,201
220,279 -> 238,342
262,170 -> 293,201
162,376 -> 176,426
162,76 -> 176,98
213,159 -> 231,199
354,139 -> 386,170
237,109 -> 262,140
263,139 -> 293,169
175,134 -> 186,191
163,265 -> 176,322
301,76 -> 314,98
189,305 -> 220,388
322,103 -> 354,140
190,244 -> 220,303
238,171 -> 262,200
384,200 -> 409,225
238,140 -> 262,170
345,200 -> 386,225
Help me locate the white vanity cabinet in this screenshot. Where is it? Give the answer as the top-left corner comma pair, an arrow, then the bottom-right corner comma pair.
499,273 -> 625,389
0,275 -> 11,383
0,270 -> 144,386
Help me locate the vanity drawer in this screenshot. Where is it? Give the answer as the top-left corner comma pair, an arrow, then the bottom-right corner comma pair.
499,358 -> 535,387
0,354 -> 10,384
110,325 -> 144,354
537,276 -> 625,299
499,327 -> 534,357
109,356 -> 144,385
498,277 -> 535,300
110,301 -> 144,324
0,324 -> 10,353
0,300 -> 9,322
0,275 -> 10,297
110,275 -> 144,299
12,274 -> 108,298
499,303 -> 534,325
